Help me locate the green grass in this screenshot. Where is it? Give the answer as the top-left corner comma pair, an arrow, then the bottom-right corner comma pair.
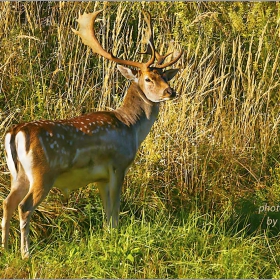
1,209 -> 280,279
1,2 -> 280,278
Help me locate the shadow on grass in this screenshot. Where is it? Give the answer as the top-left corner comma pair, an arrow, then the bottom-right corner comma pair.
232,196 -> 280,237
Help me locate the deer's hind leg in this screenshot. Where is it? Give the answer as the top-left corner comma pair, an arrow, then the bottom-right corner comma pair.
2,170 -> 29,251
18,171 -> 55,259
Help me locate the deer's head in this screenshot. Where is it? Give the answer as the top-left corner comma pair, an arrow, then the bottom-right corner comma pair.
72,10 -> 182,102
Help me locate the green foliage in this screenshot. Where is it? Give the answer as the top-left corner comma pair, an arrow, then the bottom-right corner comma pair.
1,2 -> 280,277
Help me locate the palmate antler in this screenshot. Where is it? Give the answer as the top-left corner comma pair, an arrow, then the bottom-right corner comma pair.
72,10 -> 182,71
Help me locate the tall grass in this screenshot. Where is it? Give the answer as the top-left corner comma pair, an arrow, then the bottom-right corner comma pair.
1,2 -> 280,277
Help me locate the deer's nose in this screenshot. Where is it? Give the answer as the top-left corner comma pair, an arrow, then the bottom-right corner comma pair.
163,87 -> 176,99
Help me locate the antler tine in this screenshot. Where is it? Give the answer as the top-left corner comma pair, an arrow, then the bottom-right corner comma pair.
72,10 -> 144,70
142,11 -> 177,66
141,11 -> 183,68
155,49 -> 183,69
140,12 -> 156,68
141,12 -> 164,65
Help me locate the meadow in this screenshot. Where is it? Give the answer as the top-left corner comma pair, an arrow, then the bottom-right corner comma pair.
0,2 -> 280,278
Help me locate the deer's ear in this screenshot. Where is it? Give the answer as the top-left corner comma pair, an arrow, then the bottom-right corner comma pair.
117,65 -> 139,82
162,69 -> 180,81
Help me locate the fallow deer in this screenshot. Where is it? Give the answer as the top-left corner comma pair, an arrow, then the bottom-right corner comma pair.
1,10 -> 182,259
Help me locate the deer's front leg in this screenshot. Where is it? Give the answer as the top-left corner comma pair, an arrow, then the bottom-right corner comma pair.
97,166 -> 124,228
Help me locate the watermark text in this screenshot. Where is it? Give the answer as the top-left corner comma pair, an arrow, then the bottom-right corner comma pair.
258,203 -> 280,227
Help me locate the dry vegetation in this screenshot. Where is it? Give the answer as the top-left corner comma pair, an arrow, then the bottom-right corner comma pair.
0,2 -> 280,278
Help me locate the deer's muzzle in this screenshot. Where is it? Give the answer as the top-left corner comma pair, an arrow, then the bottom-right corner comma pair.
163,87 -> 177,99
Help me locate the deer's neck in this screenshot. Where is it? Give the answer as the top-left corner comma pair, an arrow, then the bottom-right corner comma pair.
115,82 -> 159,146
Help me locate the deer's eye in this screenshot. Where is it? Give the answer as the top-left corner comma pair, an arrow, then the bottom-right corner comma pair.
145,78 -> 151,83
